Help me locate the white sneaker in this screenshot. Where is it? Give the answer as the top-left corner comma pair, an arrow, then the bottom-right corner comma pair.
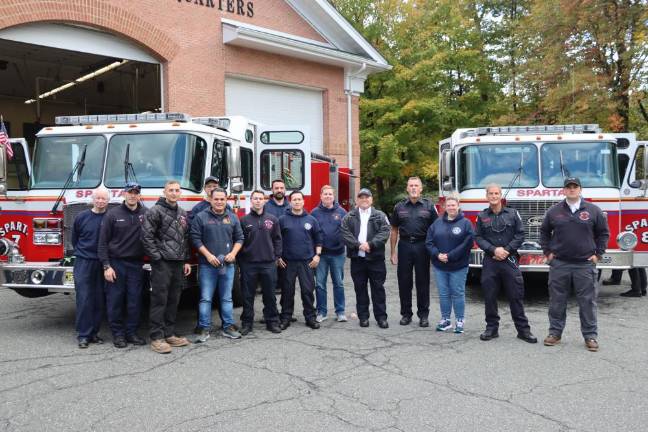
336,313 -> 347,322
315,314 -> 327,323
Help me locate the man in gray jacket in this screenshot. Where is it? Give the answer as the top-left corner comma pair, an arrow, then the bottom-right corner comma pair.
142,180 -> 192,354
341,188 -> 391,328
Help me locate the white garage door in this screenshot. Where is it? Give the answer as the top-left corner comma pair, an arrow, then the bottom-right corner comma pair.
225,77 -> 323,154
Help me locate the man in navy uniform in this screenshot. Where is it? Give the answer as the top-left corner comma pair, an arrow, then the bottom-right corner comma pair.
540,177 -> 609,352
475,184 -> 536,343
98,182 -> 148,348
390,177 -> 437,327
72,188 -> 109,348
239,190 -> 283,335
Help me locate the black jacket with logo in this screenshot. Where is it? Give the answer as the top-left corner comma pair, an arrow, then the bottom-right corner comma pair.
142,197 -> 190,262
540,199 -> 609,262
98,201 -> 147,266
239,209 -> 282,263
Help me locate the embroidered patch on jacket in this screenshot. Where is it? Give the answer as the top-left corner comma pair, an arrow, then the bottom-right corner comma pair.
264,219 -> 274,230
304,222 -> 312,230
579,211 -> 590,221
223,217 -> 231,224
452,227 -> 462,235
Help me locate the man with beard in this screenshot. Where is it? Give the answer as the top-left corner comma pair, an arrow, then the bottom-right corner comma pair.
142,180 -> 192,354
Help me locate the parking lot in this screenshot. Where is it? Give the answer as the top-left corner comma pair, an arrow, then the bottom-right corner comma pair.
1,264 -> 647,432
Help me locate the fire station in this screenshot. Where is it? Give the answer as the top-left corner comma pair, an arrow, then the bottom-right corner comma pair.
0,0 -> 390,176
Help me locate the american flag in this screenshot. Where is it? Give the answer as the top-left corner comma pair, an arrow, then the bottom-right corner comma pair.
0,118 -> 13,160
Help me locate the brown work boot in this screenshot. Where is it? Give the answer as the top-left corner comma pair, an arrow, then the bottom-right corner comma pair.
166,335 -> 190,347
585,338 -> 599,352
543,334 -> 561,346
151,339 -> 172,354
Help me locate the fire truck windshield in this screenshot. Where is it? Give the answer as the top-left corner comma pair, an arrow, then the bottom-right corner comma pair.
540,141 -> 618,188
458,144 -> 539,191
104,133 -> 207,192
31,135 -> 106,189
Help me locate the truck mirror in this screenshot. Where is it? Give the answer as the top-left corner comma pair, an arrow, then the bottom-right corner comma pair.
630,179 -> 648,190
230,177 -> 244,193
442,150 -> 453,179
442,180 -> 453,192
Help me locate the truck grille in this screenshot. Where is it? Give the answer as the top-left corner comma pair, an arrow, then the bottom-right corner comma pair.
63,202 -> 119,256
505,200 -> 559,243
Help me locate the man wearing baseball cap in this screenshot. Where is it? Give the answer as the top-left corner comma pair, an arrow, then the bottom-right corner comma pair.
341,188 -> 391,328
98,182 -> 148,348
540,177 -> 609,352
189,176 -> 221,224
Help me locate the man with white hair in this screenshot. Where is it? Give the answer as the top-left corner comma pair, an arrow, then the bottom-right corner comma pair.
72,188 -> 110,348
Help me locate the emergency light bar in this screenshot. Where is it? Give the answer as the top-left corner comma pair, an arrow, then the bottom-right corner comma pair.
192,117 -> 231,132
54,112 -> 190,126
461,124 -> 601,138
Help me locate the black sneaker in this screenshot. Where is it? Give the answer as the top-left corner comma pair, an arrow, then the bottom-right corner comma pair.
88,335 -> 104,344
305,320 -> 320,329
113,337 -> 127,348
399,316 -> 412,326
280,320 -> 291,330
126,334 -> 146,345
620,289 -> 642,297
267,323 -> 282,334
78,338 -> 89,349
240,324 -> 253,336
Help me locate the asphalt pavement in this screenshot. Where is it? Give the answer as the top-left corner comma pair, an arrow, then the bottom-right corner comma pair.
1,263 -> 647,432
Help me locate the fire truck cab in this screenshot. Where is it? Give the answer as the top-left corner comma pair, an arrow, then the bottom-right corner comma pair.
0,112 -> 349,297
439,124 -> 647,272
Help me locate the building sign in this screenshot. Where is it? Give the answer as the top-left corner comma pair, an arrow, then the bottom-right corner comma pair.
177,0 -> 254,17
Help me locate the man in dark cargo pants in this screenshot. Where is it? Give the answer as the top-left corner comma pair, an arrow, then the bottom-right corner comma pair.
540,177 -> 609,352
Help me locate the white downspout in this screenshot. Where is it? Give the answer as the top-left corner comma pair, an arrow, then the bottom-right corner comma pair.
345,62 -> 367,173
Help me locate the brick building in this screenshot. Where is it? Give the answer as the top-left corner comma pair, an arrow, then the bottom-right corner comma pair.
0,0 -> 390,176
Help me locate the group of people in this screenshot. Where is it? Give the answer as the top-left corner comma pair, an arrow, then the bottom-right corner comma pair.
72,174 -> 610,354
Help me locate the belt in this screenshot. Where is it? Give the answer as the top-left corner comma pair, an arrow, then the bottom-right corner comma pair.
401,236 -> 425,243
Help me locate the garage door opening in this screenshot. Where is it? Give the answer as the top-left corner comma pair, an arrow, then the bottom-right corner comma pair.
0,23 -> 162,149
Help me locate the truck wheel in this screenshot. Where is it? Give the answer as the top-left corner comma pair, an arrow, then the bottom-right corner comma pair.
13,288 -> 53,298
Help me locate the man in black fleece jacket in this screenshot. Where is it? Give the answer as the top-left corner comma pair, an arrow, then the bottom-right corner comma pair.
98,182 -> 147,348
238,190 -> 283,335
142,180 -> 192,354
540,177 -> 609,352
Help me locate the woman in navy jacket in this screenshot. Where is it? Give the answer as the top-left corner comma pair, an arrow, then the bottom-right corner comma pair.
425,196 -> 474,334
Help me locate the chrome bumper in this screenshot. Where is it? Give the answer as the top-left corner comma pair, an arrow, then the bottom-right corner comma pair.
0,262 -> 75,293
469,249 -> 636,272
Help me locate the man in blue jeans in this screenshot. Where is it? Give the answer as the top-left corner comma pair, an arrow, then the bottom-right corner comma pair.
311,185 -> 347,323
190,188 -> 244,342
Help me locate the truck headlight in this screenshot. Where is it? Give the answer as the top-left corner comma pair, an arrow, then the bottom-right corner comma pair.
617,231 -> 638,251
33,232 -> 47,244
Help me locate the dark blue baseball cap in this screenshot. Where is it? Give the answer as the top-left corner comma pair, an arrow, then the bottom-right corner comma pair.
124,182 -> 141,193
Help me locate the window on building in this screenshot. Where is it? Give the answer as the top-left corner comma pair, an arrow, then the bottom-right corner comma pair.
260,150 -> 304,189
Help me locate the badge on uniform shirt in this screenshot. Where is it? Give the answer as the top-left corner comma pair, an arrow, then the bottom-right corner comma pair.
138,215 -> 144,223
334,214 -> 340,220
452,227 -> 462,235
264,219 -> 274,230
179,215 -> 187,228
304,222 -> 312,230
579,211 -> 590,221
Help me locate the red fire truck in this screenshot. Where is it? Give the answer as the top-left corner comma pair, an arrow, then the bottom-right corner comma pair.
0,113 -> 352,298
438,124 -> 648,273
